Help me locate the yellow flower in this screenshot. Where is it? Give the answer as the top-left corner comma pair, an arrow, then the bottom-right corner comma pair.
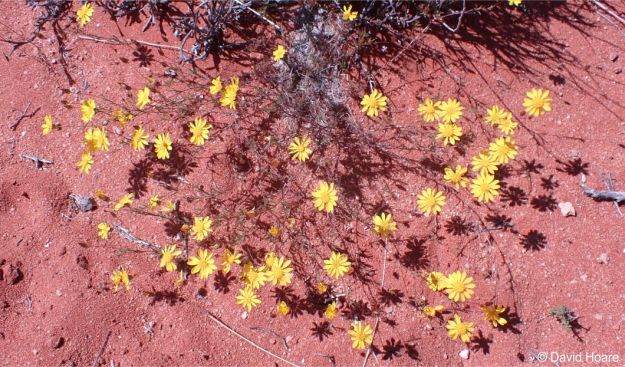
148,195 -> 160,209
41,114 -> 54,135
348,322 -> 373,350
131,126 -> 149,151
190,216 -> 212,241
161,199 -> 175,213
277,300 -> 290,316
210,76 -> 223,95
444,271 -> 476,302
436,98 -> 463,123
523,88 -> 552,117
187,249 -> 217,279
242,262 -> 267,289
423,305 -> 444,318
189,117 -> 212,146
484,105 -> 509,126
312,181 -> 338,213
508,0 -> 522,6
488,137 -> 518,164
76,151 -> 94,174
111,267 -> 131,292
436,122 -> 462,146
84,127 -> 109,152
360,89 -> 388,117
444,165 -> 469,189
470,172 -> 500,203
417,188 -> 445,216
417,98 -> 441,122
288,136 -> 313,162
266,256 -> 293,287
342,5 -> 358,21
76,2 -> 94,28
471,151 -> 499,175
160,245 -> 182,272
220,77 -> 239,109
221,248 -> 242,274
97,222 -> 111,240
372,212 -> 397,238
316,282 -> 328,294
268,226 -> 280,237
111,109 -> 133,127
95,189 -> 109,201
236,286 -> 261,312
81,99 -> 96,123
323,251 -> 351,279
481,304 -> 508,327
272,44 -> 287,61
114,193 -> 134,211
426,271 -> 447,291
324,302 -> 338,320
153,133 -> 172,159
498,114 -> 518,135
136,87 -> 151,110
446,314 -> 474,343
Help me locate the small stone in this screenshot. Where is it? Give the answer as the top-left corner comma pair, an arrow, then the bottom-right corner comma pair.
48,336 -> 65,349
56,289 -> 62,296
610,53 -> 619,62
595,313 -> 604,321
597,253 -> 610,264
269,338 -> 276,345
425,324 -> 433,330
241,311 -> 248,319
459,348 -> 470,360
285,336 -> 293,344
558,202 -> 576,217
443,353 -> 448,360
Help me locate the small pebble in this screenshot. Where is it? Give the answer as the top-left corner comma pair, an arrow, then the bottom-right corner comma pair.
459,348 -> 470,360
597,253 -> 610,264
558,202 -> 576,217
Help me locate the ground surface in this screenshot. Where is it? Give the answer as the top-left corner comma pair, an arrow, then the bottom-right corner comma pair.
1,2 -> 625,367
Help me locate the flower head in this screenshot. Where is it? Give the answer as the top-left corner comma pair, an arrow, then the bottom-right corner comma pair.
426,271 -> 447,291
481,304 -> 508,327
471,151 -> 499,175
191,216 -> 213,241
114,193 -> 134,211
76,151 -> 94,174
153,133 -> 172,159
76,2 -> 94,28
288,136 -> 313,162
436,122 -> 462,146
423,304 -> 444,318
268,226 -> 280,238
84,127 -> 109,152
160,245 -> 182,272
266,256 -> 293,286
360,89 -> 388,117
470,172 -> 500,203
317,282 -> 328,294
42,114 -> 54,135
277,301 -> 290,316
484,105 -> 509,126
220,77 -> 239,109
236,286 -> 261,312
436,98 -> 463,123
417,188 -> 446,216
221,248 -> 242,274
348,322 -> 373,350
498,114 -> 518,135
161,200 -> 175,213
372,212 -> 397,238
136,87 -> 151,110
488,137 -> 518,164
323,251 -> 351,279
312,181 -> 338,213
272,45 -> 287,61
111,267 -> 130,292
148,195 -> 160,209
81,99 -> 96,123
508,0 -> 522,7
97,222 -> 111,239
189,117 -> 212,146
111,109 -> 133,127
242,263 -> 267,289
187,249 -> 217,279
325,302 -> 338,320
444,165 -> 469,189
444,271 -> 476,302
342,5 -> 358,21
210,76 -> 223,95
446,314 -> 474,343
523,88 -> 552,117
417,98 -> 441,123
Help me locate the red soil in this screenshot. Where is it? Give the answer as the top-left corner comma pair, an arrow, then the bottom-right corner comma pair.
1,2 -> 624,366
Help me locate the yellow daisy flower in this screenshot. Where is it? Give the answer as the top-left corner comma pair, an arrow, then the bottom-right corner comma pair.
97,222 -> 111,240
41,114 -> 54,135
470,172 -> 500,203
76,2 -> 94,28
323,251 -> 351,279
136,87 -> 151,110
153,133 -> 172,159
236,286 -> 261,312
417,98 -> 441,122
360,89 -> 388,117
160,245 -> 182,272
348,322 -> 373,350
189,117 -> 212,146
444,271 -> 476,302
417,188 -> 446,216
481,304 -> 508,327
436,122 -> 462,146
312,181 -> 338,213
272,45 -> 287,61
288,136 -> 313,162
523,88 -> 552,117
372,212 -> 397,238
187,249 -> 217,279
446,314 -> 474,343
436,98 -> 463,123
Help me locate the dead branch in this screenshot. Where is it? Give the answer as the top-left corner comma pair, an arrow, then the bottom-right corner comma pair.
19,153 -> 53,169
579,174 -> 625,202
92,330 -> 111,367
10,102 -> 39,130
592,0 -> 625,27
78,34 -> 192,55
250,326 -> 289,351
112,224 -> 161,252
362,239 -> 388,367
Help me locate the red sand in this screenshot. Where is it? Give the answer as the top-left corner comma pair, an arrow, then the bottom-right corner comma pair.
1,2 -> 625,366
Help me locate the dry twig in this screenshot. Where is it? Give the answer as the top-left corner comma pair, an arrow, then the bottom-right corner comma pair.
92,331 -> 112,367
19,153 -> 53,169
10,102 -> 39,130
112,224 -> 161,252
579,174 -> 625,203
